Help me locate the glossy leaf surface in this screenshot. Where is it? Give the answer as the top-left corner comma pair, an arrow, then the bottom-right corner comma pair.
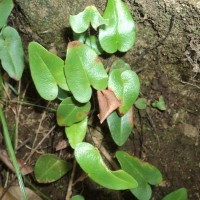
65,41 -> 108,103
70,5 -> 107,33
57,97 -> 91,127
75,142 -> 138,190
162,188 -> 188,200
108,61 -> 140,114
34,154 -> 72,183
116,151 -> 162,200
107,108 -> 133,146
0,0 -> 13,29
135,98 -> 147,110
65,118 -> 88,149
99,0 -> 136,53
0,26 -> 24,80
29,42 -> 68,100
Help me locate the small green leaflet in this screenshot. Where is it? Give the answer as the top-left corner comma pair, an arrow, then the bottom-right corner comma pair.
71,195 -> 85,200
57,97 -> 91,127
152,96 -> 167,111
107,108 -> 133,146
34,154 -> 72,183
85,35 -> 103,55
65,118 -> 88,149
162,188 -> 188,200
70,5 -> 108,33
99,0 -> 136,53
108,60 -> 140,114
0,0 -> 14,29
28,42 -> 68,100
75,142 -> 138,190
116,151 -> 163,200
0,26 -> 25,80
65,41 -> 108,103
135,98 -> 147,110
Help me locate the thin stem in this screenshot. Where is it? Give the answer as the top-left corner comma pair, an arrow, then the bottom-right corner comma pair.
0,106 -> 27,200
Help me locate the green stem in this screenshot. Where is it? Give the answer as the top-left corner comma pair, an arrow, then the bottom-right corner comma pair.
0,106 -> 28,200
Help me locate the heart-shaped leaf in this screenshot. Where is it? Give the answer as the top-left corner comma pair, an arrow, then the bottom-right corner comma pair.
75,142 -> 138,190
57,97 -> 91,127
65,118 -> 88,149
28,42 -> 68,100
97,89 -> 121,123
152,96 -> 166,111
99,0 -> 136,53
116,151 -> 163,200
108,62 -> 140,114
34,154 -> 72,183
0,0 -> 14,29
162,188 -> 188,200
65,41 -> 108,103
107,108 -> 133,146
135,98 -> 147,110
0,26 -> 25,80
70,5 -> 108,33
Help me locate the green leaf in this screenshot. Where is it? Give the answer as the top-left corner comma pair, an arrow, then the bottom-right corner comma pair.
34,154 -> 72,183
70,5 -> 108,33
71,195 -> 85,200
99,0 -> 136,53
107,108 -> 133,146
73,32 -> 87,43
162,188 -> 188,200
65,118 -> 88,149
0,26 -> 25,80
108,62 -> 140,114
152,96 -> 166,111
28,42 -> 68,100
57,97 -> 91,127
85,35 -> 103,55
116,151 -> 163,200
65,41 -> 108,103
135,98 -> 147,110
75,142 -> 138,190
109,59 -> 131,73
0,0 -> 14,29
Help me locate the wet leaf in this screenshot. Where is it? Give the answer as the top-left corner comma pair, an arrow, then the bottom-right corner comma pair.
75,142 -> 138,190
0,26 -> 25,80
97,89 -> 121,123
65,118 -> 88,149
99,0 -> 136,53
0,0 -> 14,29
152,96 -> 166,111
65,41 -> 108,103
162,188 -> 188,200
70,5 -> 108,33
34,154 -> 72,183
108,61 -> 140,114
28,42 -> 68,100
57,97 -> 91,127
135,98 -> 147,110
116,151 -> 163,200
71,195 -> 85,200
107,108 -> 133,146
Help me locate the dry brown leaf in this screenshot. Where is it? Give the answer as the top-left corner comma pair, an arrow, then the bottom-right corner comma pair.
55,140 -> 68,151
97,90 -> 121,123
0,150 -> 33,175
0,186 -> 17,200
8,186 -> 43,200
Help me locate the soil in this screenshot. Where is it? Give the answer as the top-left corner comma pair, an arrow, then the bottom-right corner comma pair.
0,0 -> 200,200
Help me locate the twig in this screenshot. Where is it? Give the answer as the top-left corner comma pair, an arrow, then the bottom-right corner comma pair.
25,125 -> 56,163
66,160 -> 77,200
176,78 -> 200,90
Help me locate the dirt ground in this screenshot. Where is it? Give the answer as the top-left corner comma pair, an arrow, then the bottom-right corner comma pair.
0,0 -> 200,200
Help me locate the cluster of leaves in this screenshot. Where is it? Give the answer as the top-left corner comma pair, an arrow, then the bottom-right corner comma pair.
0,0 -> 186,199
